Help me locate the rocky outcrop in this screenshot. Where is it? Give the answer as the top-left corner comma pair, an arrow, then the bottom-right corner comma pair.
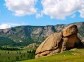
62,25 -> 78,37
62,25 -> 79,49
35,32 -> 62,58
35,25 -> 83,58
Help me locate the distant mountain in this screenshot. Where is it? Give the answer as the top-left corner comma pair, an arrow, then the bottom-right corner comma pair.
0,22 -> 84,47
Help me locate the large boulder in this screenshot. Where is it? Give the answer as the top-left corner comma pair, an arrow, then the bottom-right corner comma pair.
35,32 -> 62,58
62,25 -> 82,50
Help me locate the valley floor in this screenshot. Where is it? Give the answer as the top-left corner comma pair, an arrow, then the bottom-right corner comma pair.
21,49 -> 84,62
0,49 -> 35,62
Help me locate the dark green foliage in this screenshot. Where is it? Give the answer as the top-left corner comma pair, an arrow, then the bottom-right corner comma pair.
8,57 -> 10,60
0,47 -> 20,50
78,25 -> 84,37
0,37 -> 15,46
16,56 -> 19,61
8,51 -> 9,54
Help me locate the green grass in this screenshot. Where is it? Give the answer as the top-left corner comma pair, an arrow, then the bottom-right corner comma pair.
0,49 -> 35,62
21,49 -> 84,62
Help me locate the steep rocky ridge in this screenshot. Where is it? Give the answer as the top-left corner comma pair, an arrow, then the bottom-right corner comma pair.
0,22 -> 83,46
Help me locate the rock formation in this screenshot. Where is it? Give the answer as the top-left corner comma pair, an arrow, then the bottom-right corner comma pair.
35,25 -> 83,58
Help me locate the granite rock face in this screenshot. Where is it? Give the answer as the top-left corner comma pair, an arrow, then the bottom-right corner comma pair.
62,25 -> 78,37
35,25 -> 83,58
35,32 -> 62,58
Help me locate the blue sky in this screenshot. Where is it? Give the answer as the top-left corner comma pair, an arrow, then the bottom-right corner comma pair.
0,0 -> 84,29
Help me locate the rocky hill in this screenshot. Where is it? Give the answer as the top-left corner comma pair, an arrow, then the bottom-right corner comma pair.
0,22 -> 84,47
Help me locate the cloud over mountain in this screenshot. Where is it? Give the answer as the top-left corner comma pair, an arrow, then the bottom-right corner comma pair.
0,24 -> 10,29
5,0 -> 37,16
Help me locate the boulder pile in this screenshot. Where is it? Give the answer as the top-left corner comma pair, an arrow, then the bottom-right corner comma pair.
35,25 -> 83,58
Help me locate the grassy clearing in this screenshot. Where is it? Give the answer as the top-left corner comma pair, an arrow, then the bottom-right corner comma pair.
0,49 -> 35,62
21,49 -> 84,62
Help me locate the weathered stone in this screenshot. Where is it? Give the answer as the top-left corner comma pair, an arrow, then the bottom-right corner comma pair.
62,34 -> 81,49
62,25 -> 78,37
35,32 -> 62,58
35,24 -> 83,58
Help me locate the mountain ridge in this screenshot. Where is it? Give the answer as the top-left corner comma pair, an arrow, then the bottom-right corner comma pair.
0,22 -> 84,47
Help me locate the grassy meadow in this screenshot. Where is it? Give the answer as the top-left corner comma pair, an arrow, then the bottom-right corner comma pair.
21,49 -> 84,62
0,49 -> 35,62
0,46 -> 84,62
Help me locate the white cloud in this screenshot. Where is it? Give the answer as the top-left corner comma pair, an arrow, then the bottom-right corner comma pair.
0,24 -> 11,29
5,0 -> 37,16
0,23 -> 26,29
41,0 -> 84,19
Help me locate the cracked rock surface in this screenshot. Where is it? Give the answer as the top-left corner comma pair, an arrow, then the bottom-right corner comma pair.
35,25 -> 83,58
